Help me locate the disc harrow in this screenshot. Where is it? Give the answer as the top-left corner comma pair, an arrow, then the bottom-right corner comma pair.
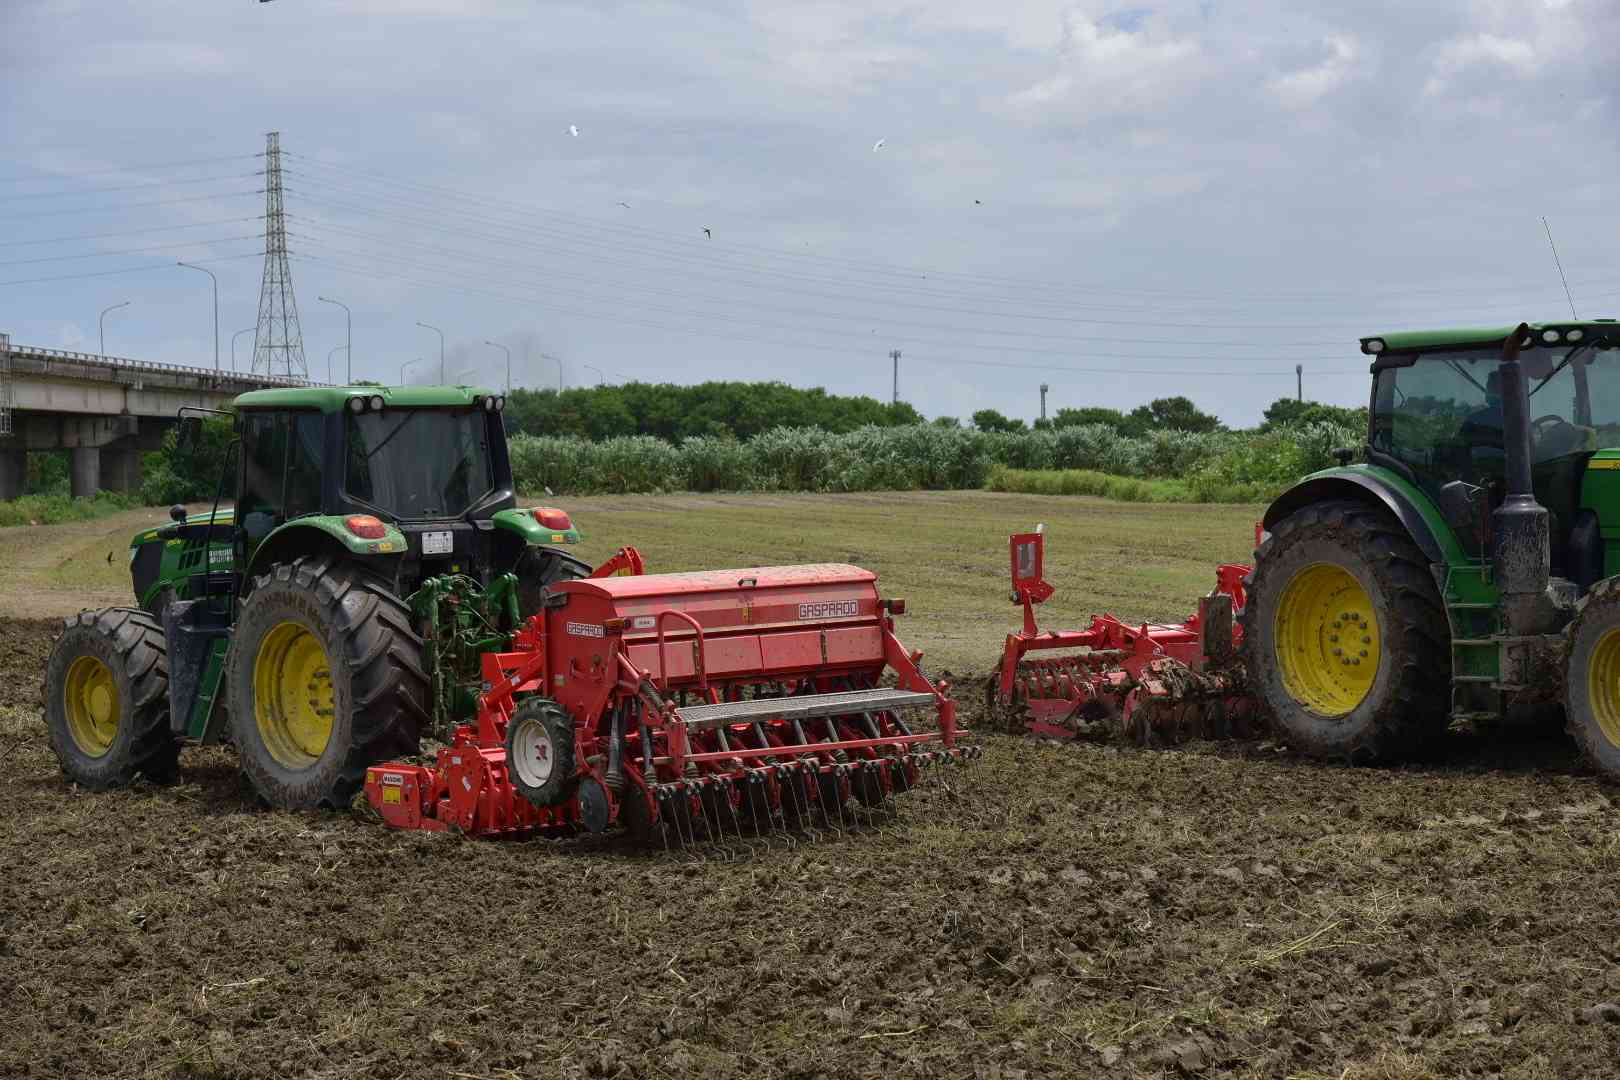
366,557 -> 976,846
987,525 -> 1267,745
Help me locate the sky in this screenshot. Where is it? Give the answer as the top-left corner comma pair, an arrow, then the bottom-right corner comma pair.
2,0 -> 1616,427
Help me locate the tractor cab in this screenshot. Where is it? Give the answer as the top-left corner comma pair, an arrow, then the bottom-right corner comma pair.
1366,323 -> 1620,584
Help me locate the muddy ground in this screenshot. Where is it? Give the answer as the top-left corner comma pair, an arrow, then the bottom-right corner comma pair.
2,613 -> 1617,1080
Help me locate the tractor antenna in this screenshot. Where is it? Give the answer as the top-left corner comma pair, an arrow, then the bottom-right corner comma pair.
1542,216 -> 1578,320
252,131 -> 308,380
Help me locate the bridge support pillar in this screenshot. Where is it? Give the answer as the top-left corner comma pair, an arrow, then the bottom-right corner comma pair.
100,445 -> 144,494
0,448 -> 23,501
71,446 -> 100,498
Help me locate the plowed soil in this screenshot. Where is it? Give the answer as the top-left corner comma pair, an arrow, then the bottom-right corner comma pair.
2,493 -> 1618,1077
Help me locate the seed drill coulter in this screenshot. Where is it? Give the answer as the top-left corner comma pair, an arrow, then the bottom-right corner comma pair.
993,321 -> 1620,781
44,384 -> 971,845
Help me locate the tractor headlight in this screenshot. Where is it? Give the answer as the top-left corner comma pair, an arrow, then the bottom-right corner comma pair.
368,395 -> 385,412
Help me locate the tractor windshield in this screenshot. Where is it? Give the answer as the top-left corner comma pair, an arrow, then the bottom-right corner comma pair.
344,408 -> 494,520
1372,342 -> 1620,499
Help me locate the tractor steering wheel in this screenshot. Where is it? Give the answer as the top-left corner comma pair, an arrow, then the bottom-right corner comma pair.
1531,414 -> 1572,440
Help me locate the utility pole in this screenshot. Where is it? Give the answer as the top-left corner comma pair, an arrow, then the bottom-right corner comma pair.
251,131 -> 306,378
889,349 -> 901,406
1039,383 -> 1049,423
1296,364 -> 1303,402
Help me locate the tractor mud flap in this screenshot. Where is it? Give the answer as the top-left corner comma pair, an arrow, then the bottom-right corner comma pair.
162,599 -> 231,740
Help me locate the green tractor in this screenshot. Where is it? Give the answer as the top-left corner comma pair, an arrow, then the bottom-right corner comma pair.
43,385 -> 593,807
1244,320 -> 1620,777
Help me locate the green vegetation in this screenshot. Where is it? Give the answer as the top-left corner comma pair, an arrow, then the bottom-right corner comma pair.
140,416 -> 236,506
505,381 -> 921,441
0,491 -> 142,528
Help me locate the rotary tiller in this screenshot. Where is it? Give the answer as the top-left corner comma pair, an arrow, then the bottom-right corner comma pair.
366,558 -> 976,843
987,525 -> 1266,744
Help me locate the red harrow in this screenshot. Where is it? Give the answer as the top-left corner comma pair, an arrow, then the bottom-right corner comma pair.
366,559 -> 976,843
987,526 -> 1266,744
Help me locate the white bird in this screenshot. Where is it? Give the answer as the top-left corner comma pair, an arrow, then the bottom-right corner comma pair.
871,138 -> 886,152
568,124 -> 580,137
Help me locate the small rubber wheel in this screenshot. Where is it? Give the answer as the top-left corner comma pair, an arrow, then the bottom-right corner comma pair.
44,608 -> 179,789
505,697 -> 578,807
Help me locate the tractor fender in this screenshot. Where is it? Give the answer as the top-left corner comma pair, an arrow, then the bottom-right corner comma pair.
1263,467 -> 1457,567
491,507 -> 582,547
241,517 -> 407,592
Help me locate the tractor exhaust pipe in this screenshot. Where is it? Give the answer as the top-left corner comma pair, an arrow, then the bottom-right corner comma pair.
1493,322 -> 1552,636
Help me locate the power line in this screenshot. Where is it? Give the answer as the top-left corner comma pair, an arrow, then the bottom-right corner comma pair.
0,189 -> 260,221
0,251 -> 263,288
0,172 -> 261,202
0,217 -> 262,248
0,234 -> 263,267
0,153 -> 257,184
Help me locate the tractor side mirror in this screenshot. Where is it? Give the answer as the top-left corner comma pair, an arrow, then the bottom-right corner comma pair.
170,504 -> 187,522
177,415 -> 203,454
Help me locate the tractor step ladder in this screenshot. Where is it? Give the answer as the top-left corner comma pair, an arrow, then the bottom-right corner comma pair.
1442,566 -> 1502,717
674,688 -> 936,732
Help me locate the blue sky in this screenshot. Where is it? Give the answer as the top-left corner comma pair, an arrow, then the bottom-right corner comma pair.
3,0 -> 1616,426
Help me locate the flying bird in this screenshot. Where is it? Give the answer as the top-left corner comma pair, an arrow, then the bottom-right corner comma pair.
616,201 -> 631,208
703,227 -> 712,239
975,199 -> 982,205
871,138 -> 886,152
568,124 -> 580,137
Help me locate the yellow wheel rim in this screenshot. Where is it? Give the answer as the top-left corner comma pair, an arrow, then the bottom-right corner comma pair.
64,655 -> 119,757
1583,629 -> 1620,749
1274,563 -> 1381,716
253,621 -> 335,769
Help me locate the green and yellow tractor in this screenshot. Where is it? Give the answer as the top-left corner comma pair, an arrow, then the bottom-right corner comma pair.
1245,319 -> 1620,776
44,385 -> 592,808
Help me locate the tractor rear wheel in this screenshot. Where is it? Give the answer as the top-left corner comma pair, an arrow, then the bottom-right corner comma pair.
515,548 -> 592,618
44,608 -> 179,788
1242,500 -> 1448,762
226,555 -> 428,809
1560,577 -> 1620,779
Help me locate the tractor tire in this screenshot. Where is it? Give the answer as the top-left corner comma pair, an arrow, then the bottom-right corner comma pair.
514,548 -> 592,618
226,555 -> 428,810
1560,577 -> 1620,779
504,697 -> 578,807
43,608 -> 179,788
1242,499 -> 1448,762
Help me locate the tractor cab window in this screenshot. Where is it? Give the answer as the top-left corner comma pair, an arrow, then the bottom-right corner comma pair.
344,408 -> 493,520
1371,348 -> 1504,497
238,411 -> 328,539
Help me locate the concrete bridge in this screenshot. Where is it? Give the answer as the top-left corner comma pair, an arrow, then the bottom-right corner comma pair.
0,333 -> 310,499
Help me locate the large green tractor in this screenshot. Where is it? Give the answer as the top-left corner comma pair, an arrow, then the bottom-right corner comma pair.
1245,320 -> 1620,777
43,385 -> 592,807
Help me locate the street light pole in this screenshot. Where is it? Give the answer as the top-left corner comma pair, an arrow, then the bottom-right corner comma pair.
484,340 -> 510,394
584,364 -> 605,387
98,300 -> 130,356
416,321 -> 444,383
540,352 -> 562,391
175,261 -> 219,370
327,345 -> 349,384
230,327 -> 254,373
401,357 -> 423,385
318,296 -> 352,383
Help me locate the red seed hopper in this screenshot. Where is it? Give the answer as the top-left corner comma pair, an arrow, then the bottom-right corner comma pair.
366,559 -> 976,843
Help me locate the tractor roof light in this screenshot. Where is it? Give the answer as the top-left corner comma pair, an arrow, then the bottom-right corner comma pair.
347,397 -> 366,413
1363,338 -> 1385,355
532,507 -> 571,531
345,514 -> 387,540
368,395 -> 385,412
1543,328 -> 1562,344
1568,328 -> 1585,343
482,396 -> 496,412
495,396 -> 506,412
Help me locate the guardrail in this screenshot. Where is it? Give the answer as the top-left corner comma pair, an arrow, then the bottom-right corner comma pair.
5,343 -> 319,388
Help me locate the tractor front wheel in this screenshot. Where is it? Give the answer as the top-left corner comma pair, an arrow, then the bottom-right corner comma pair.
1243,500 -> 1448,762
226,555 -> 428,809
44,608 -> 179,788
1561,578 -> 1620,779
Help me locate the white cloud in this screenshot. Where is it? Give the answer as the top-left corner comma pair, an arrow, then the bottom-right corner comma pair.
1008,9 -> 1200,119
1424,32 -> 1537,95
1267,34 -> 1359,110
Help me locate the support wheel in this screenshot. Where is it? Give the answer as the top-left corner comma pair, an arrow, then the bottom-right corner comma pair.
1242,500 -> 1448,762
227,555 -> 428,809
44,608 -> 179,788
1561,577 -> 1620,779
505,697 -> 578,807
